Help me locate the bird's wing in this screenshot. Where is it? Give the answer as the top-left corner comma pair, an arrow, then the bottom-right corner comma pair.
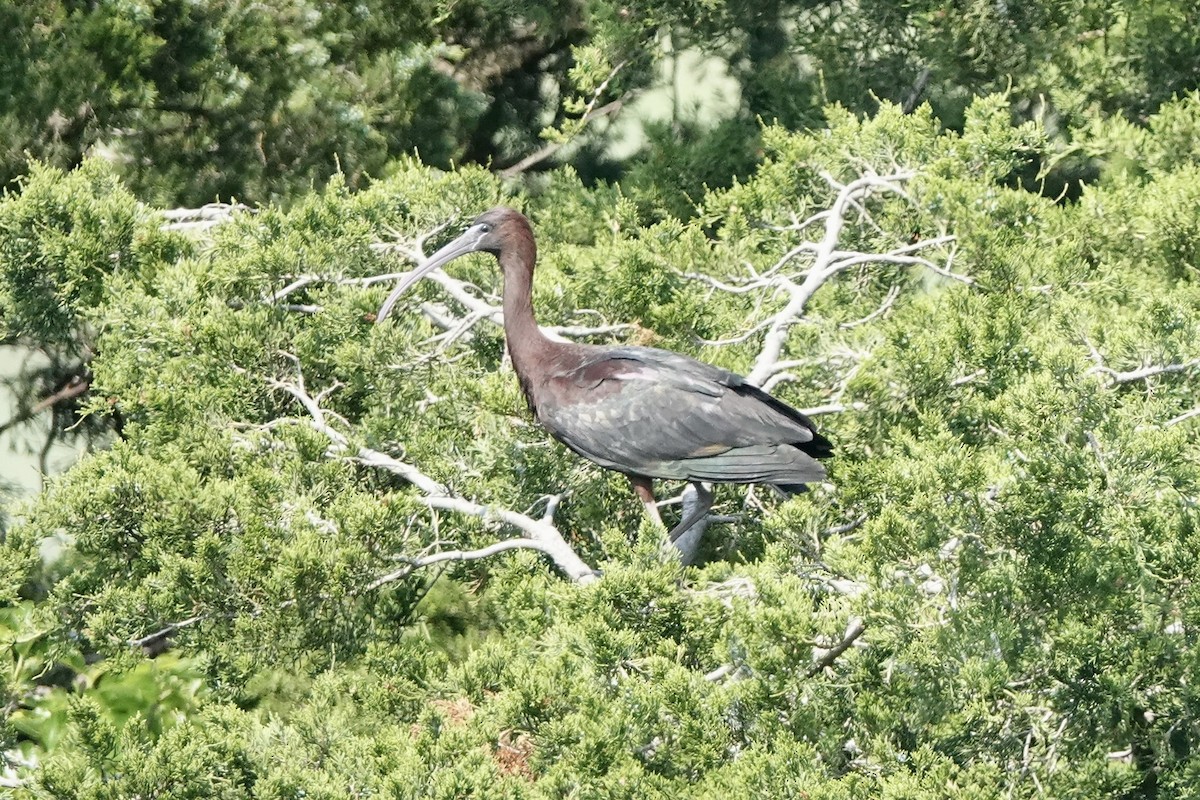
538,347 -> 829,481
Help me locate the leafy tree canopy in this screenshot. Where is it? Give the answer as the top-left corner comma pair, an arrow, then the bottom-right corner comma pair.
1,89 -> 1199,796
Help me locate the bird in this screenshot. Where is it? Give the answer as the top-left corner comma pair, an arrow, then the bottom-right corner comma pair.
378,207 -> 832,544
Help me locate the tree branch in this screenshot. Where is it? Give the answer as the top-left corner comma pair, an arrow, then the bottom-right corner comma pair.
822,514 -> 868,537
1088,358 -> 1200,385
806,616 -> 866,677
500,57 -> 634,179
261,357 -> 599,585
129,614 -> 205,654
713,171 -> 961,387
1165,406 -> 1200,427
364,538 -> 552,591
0,372 -> 90,436
840,284 -> 901,329
160,203 -> 249,234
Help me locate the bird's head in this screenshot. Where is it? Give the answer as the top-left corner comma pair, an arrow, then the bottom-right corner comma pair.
377,207 -> 531,322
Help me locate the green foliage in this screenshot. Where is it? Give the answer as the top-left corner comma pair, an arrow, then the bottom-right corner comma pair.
2,93 -> 1200,797
6,1 -> 1200,214
0,0 -> 560,206
0,159 -> 182,351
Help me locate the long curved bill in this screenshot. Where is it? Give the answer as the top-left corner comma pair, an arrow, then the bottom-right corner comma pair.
376,224 -> 486,322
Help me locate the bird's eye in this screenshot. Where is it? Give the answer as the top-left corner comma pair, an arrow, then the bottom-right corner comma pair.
478,223 -> 492,234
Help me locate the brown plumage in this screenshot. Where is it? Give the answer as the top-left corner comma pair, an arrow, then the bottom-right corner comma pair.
379,207 -> 832,542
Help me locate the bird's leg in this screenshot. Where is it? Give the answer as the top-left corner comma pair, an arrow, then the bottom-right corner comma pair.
628,475 -> 665,530
668,482 -> 714,544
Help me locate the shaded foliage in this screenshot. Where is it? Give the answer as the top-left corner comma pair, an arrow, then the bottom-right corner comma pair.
4,1 -> 1200,210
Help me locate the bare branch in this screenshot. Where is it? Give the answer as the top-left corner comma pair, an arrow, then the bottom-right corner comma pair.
822,514 -> 868,537
703,663 -> 735,682
1085,431 -> 1109,478
806,617 -> 866,677
1089,358 -> 1200,385
261,358 -> 598,585
1165,406 -> 1200,427
160,203 -> 249,234
0,373 -> 90,436
279,303 -> 323,314
1081,335 -> 1106,369
500,58 -> 634,179
680,271 -> 775,295
268,275 -> 325,303
544,323 -> 636,341
129,614 -> 205,653
793,402 -> 848,416
828,245 -> 970,285
1081,335 -> 1200,387
364,538 -> 551,591
743,171 -> 960,386
694,317 -> 795,348
903,67 -> 932,113
760,208 -> 835,235
841,285 -> 901,329
950,369 -> 987,387
351,447 -> 448,497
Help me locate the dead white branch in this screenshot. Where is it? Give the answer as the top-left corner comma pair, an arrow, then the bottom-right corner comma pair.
1085,431 -> 1109,478
822,514 -> 868,536
160,203 -> 250,233
841,284 -> 901,329
1165,406 -> 1200,427
950,369 -> 987,387
365,537 -> 552,591
1088,358 -> 1200,385
1081,335 -> 1200,387
721,171 -> 962,387
129,614 -> 206,651
262,356 -> 599,585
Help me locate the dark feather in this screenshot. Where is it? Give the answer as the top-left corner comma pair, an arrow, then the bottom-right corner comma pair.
534,345 -> 830,485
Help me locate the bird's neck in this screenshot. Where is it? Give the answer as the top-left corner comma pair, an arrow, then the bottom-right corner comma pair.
499,246 -> 556,384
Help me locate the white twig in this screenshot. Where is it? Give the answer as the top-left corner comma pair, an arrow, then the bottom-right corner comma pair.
682,271 -> 776,295
1165,406 -> 1200,427
841,285 -> 901,329
744,172 -> 960,387
269,275 -> 325,303
365,538 -> 551,591
129,614 -> 205,649
1085,431 -> 1108,477
544,323 -> 636,341
822,515 -> 868,536
794,402 -> 848,417
160,203 -> 250,233
1089,358 -> 1200,385
950,369 -> 987,387
262,357 -> 598,585
704,664 -> 735,682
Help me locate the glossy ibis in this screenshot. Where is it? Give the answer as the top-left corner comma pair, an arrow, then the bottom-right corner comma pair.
378,208 -> 832,543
